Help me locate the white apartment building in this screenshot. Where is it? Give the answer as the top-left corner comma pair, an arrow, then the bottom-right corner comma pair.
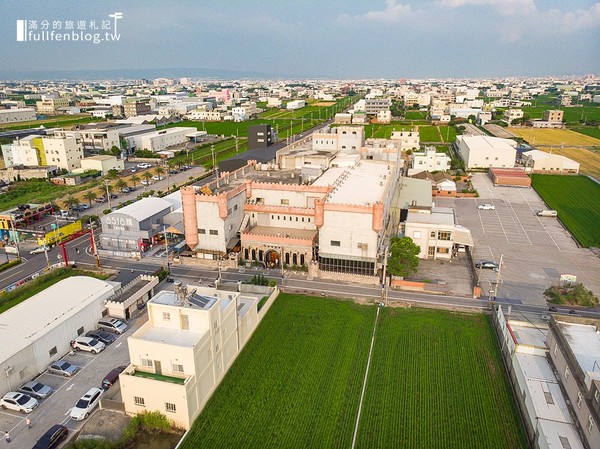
1,136 -> 43,167
187,109 -> 223,121
377,110 -> 392,123
267,97 -> 283,108
120,286 -> 259,430
390,130 -> 420,151
478,111 -> 492,125
132,127 -> 197,152
42,136 -> 84,171
54,128 -> 120,152
456,135 -> 517,169
503,109 -> 524,124
0,108 -> 36,124
36,97 -> 70,114
365,99 -> 391,115
411,147 -> 451,173
312,126 -> 365,153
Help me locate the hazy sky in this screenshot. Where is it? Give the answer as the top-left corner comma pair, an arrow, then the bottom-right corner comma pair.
1,0 -> 599,78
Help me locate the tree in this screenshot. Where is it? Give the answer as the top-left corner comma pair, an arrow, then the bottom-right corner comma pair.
130,174 -> 140,188
115,179 -> 128,192
387,236 -> 420,278
142,171 -> 153,184
110,145 -> 121,157
154,166 -> 165,177
63,195 -> 79,211
83,190 -> 98,205
106,168 -> 118,179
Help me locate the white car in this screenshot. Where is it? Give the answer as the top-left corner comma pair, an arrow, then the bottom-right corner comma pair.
30,245 -> 50,255
140,179 -> 152,186
137,163 -> 152,169
151,175 -> 165,181
1,392 -> 39,413
71,336 -> 105,354
70,387 -> 103,421
478,203 -> 495,210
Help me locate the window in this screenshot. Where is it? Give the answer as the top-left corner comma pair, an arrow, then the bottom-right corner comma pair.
413,231 -> 421,239
331,240 -> 341,247
209,229 -> 218,235
134,396 -> 145,407
281,199 -> 289,205
49,346 -> 57,357
77,326 -> 84,336
234,204 -> 238,211
564,366 -> 570,380
198,229 -> 206,234
172,363 -> 184,373
165,402 -> 176,413
308,218 -> 311,222
437,247 -> 450,254
430,231 -> 436,238
438,231 -> 451,240
162,312 -> 171,321
141,358 -> 153,368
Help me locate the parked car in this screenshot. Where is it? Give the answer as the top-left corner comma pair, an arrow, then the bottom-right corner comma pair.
86,329 -> 117,345
30,245 -> 49,255
71,336 -> 105,354
47,360 -> 78,377
478,203 -> 495,210
121,187 -> 132,193
169,169 -> 178,174
0,391 -> 39,413
110,193 -> 118,199
475,260 -> 499,270
137,162 -> 152,169
537,209 -> 558,217
94,196 -> 107,203
70,387 -> 103,421
151,175 -> 165,181
97,317 -> 128,334
32,424 -> 69,449
18,381 -> 53,399
140,179 -> 152,186
102,366 -> 127,390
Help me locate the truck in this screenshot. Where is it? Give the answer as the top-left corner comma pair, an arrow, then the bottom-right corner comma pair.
537,210 -> 558,217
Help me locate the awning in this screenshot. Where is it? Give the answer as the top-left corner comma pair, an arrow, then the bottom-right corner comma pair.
165,223 -> 185,235
453,227 -> 474,246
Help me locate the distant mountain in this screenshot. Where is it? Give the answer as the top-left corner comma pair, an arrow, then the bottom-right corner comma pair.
0,67 -> 286,81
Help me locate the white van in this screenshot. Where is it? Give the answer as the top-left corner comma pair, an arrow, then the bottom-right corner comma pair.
537,210 -> 558,217
97,318 -> 128,334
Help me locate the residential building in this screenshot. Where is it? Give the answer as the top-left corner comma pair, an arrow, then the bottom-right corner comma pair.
267,97 -> 283,108
364,99 -> 391,115
36,97 -> 69,114
477,111 -> 492,125
54,128 -> 120,153
247,124 -> 273,149
131,127 -> 197,153
312,126 -> 364,153
0,277 -> 120,398
522,150 -> 580,174
334,113 -> 352,124
78,155 -> 125,176
0,108 -> 36,124
390,130 -> 420,151
1,135 -> 45,167
124,99 -> 152,117
41,136 -> 84,171
404,207 -> 473,259
0,165 -> 57,182
186,110 -> 223,122
119,285 -> 261,429
456,135 -> 517,169
411,171 -> 456,194
543,110 -> 564,122
546,316 -> 600,449
410,146 -> 451,173
504,109 -> 524,124
377,110 -> 392,123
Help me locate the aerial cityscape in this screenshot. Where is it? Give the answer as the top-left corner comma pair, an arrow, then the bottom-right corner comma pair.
0,1 -> 599,449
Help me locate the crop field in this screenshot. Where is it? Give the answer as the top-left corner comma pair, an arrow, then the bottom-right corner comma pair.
572,127 -> 600,140
508,127 -> 600,146
418,125 -> 442,142
520,105 -> 600,124
356,308 -> 526,449
439,125 -> 457,142
531,174 -> 600,247
365,123 -> 412,139
180,295 -> 527,449
405,110 -> 427,119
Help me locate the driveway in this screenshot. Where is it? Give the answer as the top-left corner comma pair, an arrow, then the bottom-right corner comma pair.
434,173 -> 600,306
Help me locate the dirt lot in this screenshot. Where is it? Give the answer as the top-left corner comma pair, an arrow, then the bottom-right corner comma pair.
434,173 -> 600,306
313,101 -> 336,107
509,127 -> 600,146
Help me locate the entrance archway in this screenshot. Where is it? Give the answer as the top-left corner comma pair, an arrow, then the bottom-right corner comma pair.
265,249 -> 281,268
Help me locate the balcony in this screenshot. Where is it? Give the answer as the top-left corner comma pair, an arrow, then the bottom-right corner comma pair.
131,369 -> 187,385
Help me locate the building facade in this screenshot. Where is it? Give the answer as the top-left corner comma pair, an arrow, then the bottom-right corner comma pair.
0,108 -> 36,124
41,136 -> 84,171
247,124 -> 273,149
456,135 -> 517,169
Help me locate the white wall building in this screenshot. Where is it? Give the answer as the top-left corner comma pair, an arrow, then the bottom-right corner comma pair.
42,136 -> 84,171
78,155 -> 125,175
1,136 -> 42,167
411,146 -> 451,172
312,126 -> 365,153
120,286 -> 260,429
522,150 -> 580,174
390,130 -> 420,151
132,127 -> 197,152
54,128 -> 121,152
286,99 -> 306,110
0,108 -> 36,124
0,277 -> 119,398
456,135 -> 517,169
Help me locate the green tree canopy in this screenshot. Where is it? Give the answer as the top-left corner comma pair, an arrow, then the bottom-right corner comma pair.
387,236 -> 420,278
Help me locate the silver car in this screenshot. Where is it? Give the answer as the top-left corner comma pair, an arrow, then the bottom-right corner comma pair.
18,381 -> 53,399
48,360 -> 79,377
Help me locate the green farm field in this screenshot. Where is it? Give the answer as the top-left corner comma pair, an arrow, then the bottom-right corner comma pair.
418,125 -> 442,142
180,295 -> 527,449
531,174 -> 600,247
572,127 -> 600,140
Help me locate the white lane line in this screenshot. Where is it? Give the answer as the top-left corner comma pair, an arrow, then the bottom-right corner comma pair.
351,306 -> 380,449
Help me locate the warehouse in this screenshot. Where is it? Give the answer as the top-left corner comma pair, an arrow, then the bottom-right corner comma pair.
490,168 -> 531,187
0,276 -> 120,397
456,135 -> 517,169
521,150 -> 580,174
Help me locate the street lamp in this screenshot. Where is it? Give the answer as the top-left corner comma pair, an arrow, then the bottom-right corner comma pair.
105,179 -> 112,209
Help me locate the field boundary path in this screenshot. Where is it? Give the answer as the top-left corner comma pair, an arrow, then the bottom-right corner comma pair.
351,305 -> 381,449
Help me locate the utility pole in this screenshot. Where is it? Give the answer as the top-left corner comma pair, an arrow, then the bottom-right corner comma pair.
280,246 -> 285,292
105,179 -> 112,209
163,226 -> 170,272
89,220 -> 101,268
8,216 -> 21,260
492,254 -> 504,300
381,245 -> 389,306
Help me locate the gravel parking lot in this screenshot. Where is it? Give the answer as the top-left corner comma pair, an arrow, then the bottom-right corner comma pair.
435,173 -> 600,306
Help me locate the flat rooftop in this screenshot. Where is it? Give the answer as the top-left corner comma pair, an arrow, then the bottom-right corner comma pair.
135,324 -> 205,348
407,207 -> 455,226
509,322 -> 548,348
110,279 -> 151,303
557,321 -> 600,382
194,167 -> 302,195
313,159 -> 392,206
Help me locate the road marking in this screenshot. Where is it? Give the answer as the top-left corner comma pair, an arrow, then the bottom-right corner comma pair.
66,384 -> 74,391
115,342 -> 123,349
64,409 -> 72,416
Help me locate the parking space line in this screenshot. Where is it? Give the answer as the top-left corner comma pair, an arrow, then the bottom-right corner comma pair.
518,189 -> 561,251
